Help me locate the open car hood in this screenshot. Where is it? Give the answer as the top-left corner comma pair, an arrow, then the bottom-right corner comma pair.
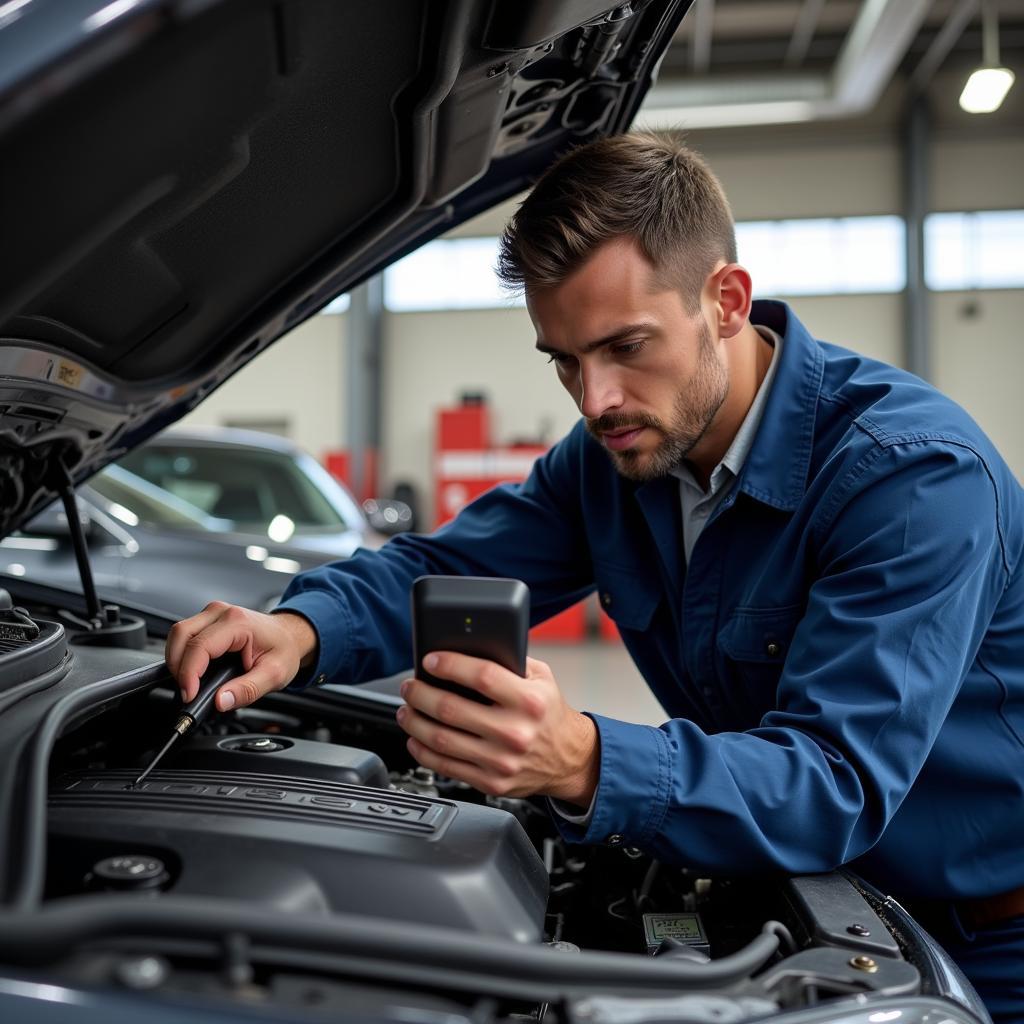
0,0 -> 690,537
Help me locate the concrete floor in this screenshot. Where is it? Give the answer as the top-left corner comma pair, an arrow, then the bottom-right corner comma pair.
531,640 -> 666,726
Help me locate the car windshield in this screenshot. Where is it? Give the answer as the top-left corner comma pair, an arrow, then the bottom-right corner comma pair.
116,443 -> 358,533
88,465 -> 216,529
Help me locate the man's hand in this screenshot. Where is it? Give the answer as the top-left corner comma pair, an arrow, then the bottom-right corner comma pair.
396,653 -> 599,805
165,602 -> 318,711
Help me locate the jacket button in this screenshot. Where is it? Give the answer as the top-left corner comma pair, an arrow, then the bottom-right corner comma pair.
601,592 -> 612,607
607,833 -> 624,846
317,673 -> 326,684
765,642 -> 781,657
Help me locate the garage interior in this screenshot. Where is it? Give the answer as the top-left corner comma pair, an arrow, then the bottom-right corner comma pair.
174,0 -> 1023,722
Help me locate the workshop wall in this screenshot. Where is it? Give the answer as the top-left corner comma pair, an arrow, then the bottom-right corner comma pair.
933,289 -> 1023,475
381,131 -> 1022,513
180,312 -> 347,452
382,307 -> 569,512
180,130 -> 1023,517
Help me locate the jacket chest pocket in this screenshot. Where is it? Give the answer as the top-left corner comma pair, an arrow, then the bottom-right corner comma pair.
593,561 -> 662,635
715,605 -> 803,723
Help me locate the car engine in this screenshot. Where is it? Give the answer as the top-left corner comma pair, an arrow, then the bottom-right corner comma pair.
0,598 -> 984,1024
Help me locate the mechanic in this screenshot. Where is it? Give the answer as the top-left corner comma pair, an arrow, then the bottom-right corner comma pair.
166,132 -> 1024,1018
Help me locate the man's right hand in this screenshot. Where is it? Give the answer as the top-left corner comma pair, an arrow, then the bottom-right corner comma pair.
165,602 -> 318,711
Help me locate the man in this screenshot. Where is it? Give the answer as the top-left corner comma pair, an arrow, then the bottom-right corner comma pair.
167,132 -> 1024,1017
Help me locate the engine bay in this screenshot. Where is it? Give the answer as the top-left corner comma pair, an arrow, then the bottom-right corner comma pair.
0,600 -> 959,1024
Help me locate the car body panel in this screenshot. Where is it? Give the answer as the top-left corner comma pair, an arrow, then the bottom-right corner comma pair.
1,478 -> 345,619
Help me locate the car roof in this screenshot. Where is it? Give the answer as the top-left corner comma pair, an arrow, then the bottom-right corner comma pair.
142,427 -> 306,457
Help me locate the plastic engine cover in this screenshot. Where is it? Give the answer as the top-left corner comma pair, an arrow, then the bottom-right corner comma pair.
48,768 -> 549,942
163,734 -> 390,788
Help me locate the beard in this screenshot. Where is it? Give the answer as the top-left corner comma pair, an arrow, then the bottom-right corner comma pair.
585,317 -> 729,482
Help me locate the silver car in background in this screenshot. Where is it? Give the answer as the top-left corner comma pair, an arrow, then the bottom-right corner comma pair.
115,426 -> 411,559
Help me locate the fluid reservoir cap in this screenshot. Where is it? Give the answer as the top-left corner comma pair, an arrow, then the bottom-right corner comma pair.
89,854 -> 169,891
221,736 -> 292,753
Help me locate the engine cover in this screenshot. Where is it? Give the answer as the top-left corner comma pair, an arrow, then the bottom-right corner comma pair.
48,768 -> 548,942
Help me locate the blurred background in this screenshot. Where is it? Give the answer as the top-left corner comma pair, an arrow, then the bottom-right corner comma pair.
59,1 -> 1024,719
179,0 -> 1023,515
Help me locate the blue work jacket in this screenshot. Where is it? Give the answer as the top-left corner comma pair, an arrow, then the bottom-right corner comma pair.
278,300 -> 1024,902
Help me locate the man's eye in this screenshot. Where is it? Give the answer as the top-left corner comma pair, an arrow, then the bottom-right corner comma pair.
546,352 -> 572,365
614,341 -> 644,357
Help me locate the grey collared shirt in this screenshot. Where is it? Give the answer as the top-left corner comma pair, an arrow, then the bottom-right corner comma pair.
552,323 -> 783,826
671,325 -> 782,564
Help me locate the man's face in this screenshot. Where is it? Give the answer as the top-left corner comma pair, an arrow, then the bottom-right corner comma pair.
527,237 -> 729,481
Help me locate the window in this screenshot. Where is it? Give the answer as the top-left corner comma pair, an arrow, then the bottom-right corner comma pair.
344,210 -> 1022,313
736,216 -> 905,296
88,466 -> 215,529
321,293 -> 350,314
379,217 -> 907,311
924,210 -> 1024,291
384,237 -> 525,312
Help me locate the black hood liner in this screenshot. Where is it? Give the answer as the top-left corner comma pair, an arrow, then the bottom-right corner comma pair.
0,0 -> 690,536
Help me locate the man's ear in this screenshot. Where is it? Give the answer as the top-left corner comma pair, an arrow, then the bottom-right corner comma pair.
706,263 -> 752,339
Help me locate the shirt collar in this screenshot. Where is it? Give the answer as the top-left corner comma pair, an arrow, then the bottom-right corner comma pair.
736,300 -> 825,511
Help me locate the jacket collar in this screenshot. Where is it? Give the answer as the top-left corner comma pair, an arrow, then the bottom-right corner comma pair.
733,300 -> 824,512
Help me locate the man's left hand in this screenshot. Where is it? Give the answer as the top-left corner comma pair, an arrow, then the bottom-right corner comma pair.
396,653 -> 599,805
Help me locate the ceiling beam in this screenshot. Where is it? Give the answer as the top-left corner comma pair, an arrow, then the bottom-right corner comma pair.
785,0 -> 827,67
910,0 -> 978,93
638,0 -> 934,129
691,0 -> 714,73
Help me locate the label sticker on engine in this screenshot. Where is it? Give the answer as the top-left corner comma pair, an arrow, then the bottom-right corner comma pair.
642,912 -> 709,954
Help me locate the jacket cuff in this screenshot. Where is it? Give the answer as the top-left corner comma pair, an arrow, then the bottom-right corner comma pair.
551,713 -> 671,848
273,591 -> 352,690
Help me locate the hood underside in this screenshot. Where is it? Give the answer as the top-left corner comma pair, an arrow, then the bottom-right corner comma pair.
0,0 -> 690,536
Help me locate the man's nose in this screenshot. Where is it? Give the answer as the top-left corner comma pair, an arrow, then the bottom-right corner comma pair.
577,363 -> 623,420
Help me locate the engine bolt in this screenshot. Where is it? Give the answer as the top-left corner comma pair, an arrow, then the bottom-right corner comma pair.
849,954 -> 879,973
847,923 -> 871,936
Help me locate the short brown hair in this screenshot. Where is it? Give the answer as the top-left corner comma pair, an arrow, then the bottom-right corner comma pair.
497,131 -> 736,311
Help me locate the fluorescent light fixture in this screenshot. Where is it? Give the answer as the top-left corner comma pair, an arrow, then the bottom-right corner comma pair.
961,1 -> 1016,113
959,66 -> 1015,112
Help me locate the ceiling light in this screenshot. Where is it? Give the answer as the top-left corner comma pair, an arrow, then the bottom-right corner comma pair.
960,66 -> 1015,112
959,1 -> 1015,113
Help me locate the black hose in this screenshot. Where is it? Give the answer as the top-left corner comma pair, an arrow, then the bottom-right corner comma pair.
0,656 -> 71,716
10,664 -> 166,911
0,895 -> 780,996
761,920 -> 798,956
